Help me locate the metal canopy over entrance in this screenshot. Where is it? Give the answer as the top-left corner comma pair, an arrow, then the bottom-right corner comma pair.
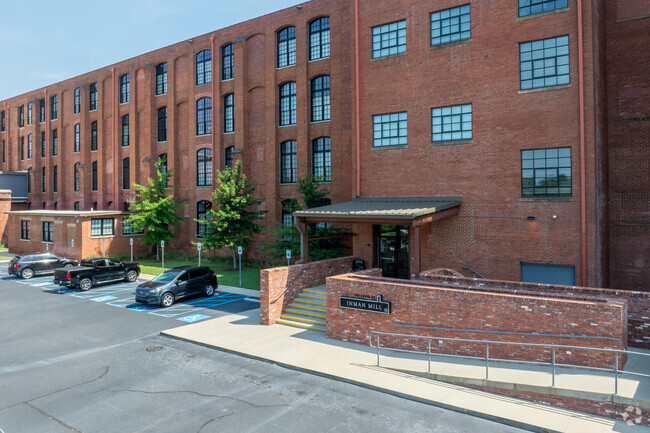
294,197 -> 462,277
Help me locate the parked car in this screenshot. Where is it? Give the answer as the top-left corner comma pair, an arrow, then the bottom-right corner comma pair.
135,266 -> 218,307
8,253 -> 78,279
53,257 -> 140,291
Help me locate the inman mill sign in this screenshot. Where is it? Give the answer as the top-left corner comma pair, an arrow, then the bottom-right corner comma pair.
339,294 -> 391,314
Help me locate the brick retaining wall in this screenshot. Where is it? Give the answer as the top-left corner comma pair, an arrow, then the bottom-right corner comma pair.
327,273 -> 627,369
420,271 -> 650,349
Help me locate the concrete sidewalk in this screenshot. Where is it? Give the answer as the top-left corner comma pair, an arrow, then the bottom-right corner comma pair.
162,308 -> 650,433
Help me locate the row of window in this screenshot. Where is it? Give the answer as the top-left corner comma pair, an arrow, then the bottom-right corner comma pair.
19,217 -> 143,242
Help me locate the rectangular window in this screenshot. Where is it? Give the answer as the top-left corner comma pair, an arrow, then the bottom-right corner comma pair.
279,82 -> 296,126
89,83 -> 98,111
91,161 -> 97,191
430,5 -> 471,47
277,27 -> 296,68
312,137 -> 331,182
196,98 -> 212,135
372,20 -> 406,59
41,167 -> 45,192
20,136 -> 24,160
27,170 -> 31,193
18,105 -> 25,127
156,63 -> 167,95
27,134 -> 32,159
519,0 -> 568,17
222,44 -> 234,80
91,121 -> 97,151
280,140 -> 297,184
224,94 -> 234,133
121,115 -> 129,147
520,35 -> 570,90
521,147 -> 571,197
2,140 -> 5,163
196,149 -> 212,186
122,157 -> 130,189
311,76 -> 330,122
53,165 -> 58,193
21,220 -> 29,240
74,87 -> 81,114
27,102 -> 33,125
225,146 -> 233,169
42,221 -> 53,242
196,50 -> 212,86
74,123 -> 80,152
1,110 -> 4,131
91,218 -> 114,236
52,129 -> 58,156
373,112 -> 407,147
196,201 -> 211,238
39,99 -> 45,122
74,163 -> 80,191
157,107 -> 167,142
120,74 -> 130,103
50,95 -> 58,120
309,17 -> 330,60
122,217 -> 143,235
431,103 -> 472,142
41,132 -> 45,157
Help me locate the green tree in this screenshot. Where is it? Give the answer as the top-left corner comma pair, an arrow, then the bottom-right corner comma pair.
126,156 -> 184,258
198,160 -> 266,268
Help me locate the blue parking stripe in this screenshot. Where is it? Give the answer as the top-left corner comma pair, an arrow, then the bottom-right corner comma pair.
70,285 -> 137,299
105,298 -> 139,308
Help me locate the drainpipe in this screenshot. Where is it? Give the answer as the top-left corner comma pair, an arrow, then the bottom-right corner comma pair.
295,215 -> 306,264
112,67 -> 117,211
354,0 -> 361,197
577,0 -> 587,286
210,35 -> 216,192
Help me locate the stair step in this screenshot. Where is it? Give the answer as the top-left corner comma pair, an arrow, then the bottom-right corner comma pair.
279,315 -> 326,326
276,318 -> 326,332
285,308 -> 326,319
304,288 -> 327,295
289,303 -> 327,313
294,299 -> 326,307
299,293 -> 327,301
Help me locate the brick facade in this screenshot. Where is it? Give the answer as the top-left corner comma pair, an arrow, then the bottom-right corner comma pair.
0,0 -> 647,290
326,272 -> 627,369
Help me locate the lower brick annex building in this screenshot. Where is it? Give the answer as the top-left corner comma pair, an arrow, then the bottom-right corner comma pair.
0,0 -> 648,290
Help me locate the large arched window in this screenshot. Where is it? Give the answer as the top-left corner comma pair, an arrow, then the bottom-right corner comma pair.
197,148 -> 212,186
311,75 -> 330,122
277,26 -> 296,68
196,49 -> 212,85
196,97 -> 212,135
309,17 -> 330,60
156,63 -> 167,95
221,44 -> 234,80
197,200 -> 212,238
279,82 -> 296,126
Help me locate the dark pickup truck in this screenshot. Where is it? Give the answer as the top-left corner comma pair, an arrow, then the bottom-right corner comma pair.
53,258 -> 140,291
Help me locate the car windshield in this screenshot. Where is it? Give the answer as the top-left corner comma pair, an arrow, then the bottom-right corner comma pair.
152,271 -> 181,283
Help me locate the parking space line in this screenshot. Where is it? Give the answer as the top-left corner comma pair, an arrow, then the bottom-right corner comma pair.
90,295 -> 119,302
70,286 -> 136,299
30,282 -> 53,287
105,298 -> 139,308
148,306 -> 204,318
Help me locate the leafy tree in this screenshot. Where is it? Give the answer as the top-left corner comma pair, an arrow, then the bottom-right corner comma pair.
198,160 -> 266,268
126,156 -> 184,258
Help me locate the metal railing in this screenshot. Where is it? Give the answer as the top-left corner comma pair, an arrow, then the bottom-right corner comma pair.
369,331 -> 650,395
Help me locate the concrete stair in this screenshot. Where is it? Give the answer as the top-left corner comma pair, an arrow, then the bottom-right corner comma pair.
276,285 -> 327,332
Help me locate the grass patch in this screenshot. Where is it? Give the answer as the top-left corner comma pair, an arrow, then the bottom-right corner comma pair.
136,257 -> 261,291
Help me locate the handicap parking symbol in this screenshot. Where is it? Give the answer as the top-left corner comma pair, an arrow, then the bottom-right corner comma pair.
177,314 -> 211,323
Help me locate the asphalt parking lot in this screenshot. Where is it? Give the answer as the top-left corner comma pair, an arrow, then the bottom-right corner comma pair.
0,269 -> 260,324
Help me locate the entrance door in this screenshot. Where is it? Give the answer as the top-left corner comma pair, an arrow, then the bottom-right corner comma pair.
374,225 -> 410,279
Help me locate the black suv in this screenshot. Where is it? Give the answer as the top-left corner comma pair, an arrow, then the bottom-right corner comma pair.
135,266 -> 218,307
8,253 -> 78,279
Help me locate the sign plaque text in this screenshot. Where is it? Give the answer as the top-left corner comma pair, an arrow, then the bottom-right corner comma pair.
339,294 -> 391,314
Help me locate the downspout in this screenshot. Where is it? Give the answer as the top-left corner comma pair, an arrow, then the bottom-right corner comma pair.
354,0 -> 361,197
295,215 -> 306,264
577,0 -> 587,285
112,67 -> 117,211
210,35 -> 216,191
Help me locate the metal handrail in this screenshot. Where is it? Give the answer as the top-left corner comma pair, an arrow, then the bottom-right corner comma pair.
462,266 -> 485,278
270,267 -> 308,304
368,330 -> 650,395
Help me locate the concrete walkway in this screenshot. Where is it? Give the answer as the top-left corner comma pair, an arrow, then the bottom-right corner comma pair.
162,308 -> 650,433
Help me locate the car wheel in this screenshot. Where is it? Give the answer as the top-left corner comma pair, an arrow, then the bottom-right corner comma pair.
126,270 -> 138,282
63,263 -> 74,268
79,278 -> 92,291
20,268 -> 34,279
160,292 -> 174,308
203,284 -> 215,297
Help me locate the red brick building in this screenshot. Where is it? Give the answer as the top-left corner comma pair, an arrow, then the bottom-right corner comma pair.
0,0 -> 648,290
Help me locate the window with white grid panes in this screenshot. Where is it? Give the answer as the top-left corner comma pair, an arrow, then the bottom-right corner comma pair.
373,112 -> 407,147
520,35 -> 569,90
372,20 -> 406,59
431,104 -> 472,142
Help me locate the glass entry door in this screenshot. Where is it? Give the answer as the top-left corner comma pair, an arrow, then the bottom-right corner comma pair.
374,225 -> 410,279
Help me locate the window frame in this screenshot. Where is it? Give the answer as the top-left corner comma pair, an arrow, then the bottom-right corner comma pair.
521,147 -> 572,197
41,167 -> 45,193
277,26 -> 297,68
372,112 -> 408,147
90,218 -> 115,237
52,129 -> 58,156
122,157 -> 130,190
27,102 -> 33,125
121,114 -> 129,147
53,165 -> 58,193
155,63 -> 168,95
39,99 -> 45,122
41,132 -> 46,157
430,4 -> 471,47
18,105 -> 25,127
311,75 -> 330,122
279,82 -> 297,126
42,221 -> 53,243
519,35 -> 570,90
224,93 -> 234,133
431,103 -> 472,142
196,148 -> 213,187
196,49 -> 212,86
312,137 -> 331,183
89,83 -> 98,111
280,140 -> 297,184
74,123 -> 81,152
196,200 -> 211,238
122,217 -> 144,236
91,161 -> 98,191
50,95 -> 58,120
27,134 -> 32,159
224,146 -> 233,169
157,106 -> 167,142
21,220 -> 30,240
74,87 -> 81,114
196,97 -> 212,136
518,0 -> 568,17
120,74 -> 130,104
91,121 -> 98,151
221,44 -> 234,81
309,17 -> 331,61
372,20 -> 407,59
74,162 -> 80,192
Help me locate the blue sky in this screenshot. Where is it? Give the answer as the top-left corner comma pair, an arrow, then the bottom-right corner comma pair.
0,0 -> 299,101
